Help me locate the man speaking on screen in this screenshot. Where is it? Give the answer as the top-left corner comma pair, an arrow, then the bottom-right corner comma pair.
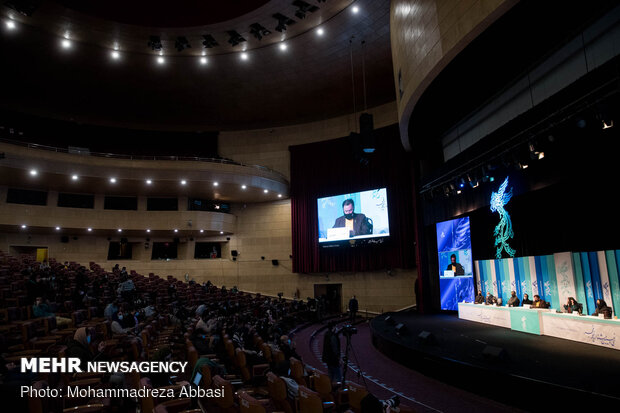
333,199 -> 371,237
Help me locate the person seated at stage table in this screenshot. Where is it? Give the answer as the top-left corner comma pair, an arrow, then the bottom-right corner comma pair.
521,293 -> 533,306
474,292 -> 484,304
485,292 -> 497,305
563,297 -> 582,314
592,299 -> 612,319
507,291 -> 520,307
532,295 -> 548,308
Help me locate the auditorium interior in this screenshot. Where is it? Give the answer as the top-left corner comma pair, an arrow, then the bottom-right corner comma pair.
1,1 -> 620,412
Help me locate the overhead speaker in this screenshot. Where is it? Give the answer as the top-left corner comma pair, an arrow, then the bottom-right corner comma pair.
60,236 -> 69,243
272,259 -> 279,266
395,323 -> 406,335
482,345 -> 507,361
231,250 -> 238,257
418,330 -> 435,344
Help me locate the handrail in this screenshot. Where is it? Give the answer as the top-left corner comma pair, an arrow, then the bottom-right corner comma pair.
0,136 -> 287,181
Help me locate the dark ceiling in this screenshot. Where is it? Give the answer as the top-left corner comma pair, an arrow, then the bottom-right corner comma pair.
0,0 -> 395,132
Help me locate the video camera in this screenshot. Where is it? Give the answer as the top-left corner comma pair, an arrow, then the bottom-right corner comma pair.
340,324 -> 357,338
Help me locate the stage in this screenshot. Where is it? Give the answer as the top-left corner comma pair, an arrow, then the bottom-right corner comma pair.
370,310 -> 620,410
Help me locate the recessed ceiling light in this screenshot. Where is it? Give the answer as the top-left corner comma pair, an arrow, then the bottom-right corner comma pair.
220,231 -> 224,234
240,52 -> 248,60
111,50 -> 120,59
87,227 -> 93,232
241,185 -> 247,189
71,175 -> 79,181
157,56 -> 165,64
6,20 -> 16,30
200,229 -> 204,233
200,57 -> 207,65
61,39 -> 72,49
264,189 -> 268,193
174,229 -> 178,233
180,180 -> 187,185
352,5 -> 360,14
316,27 -> 324,36
21,224 -> 27,229
110,178 -> 116,183
279,43 -> 287,51
213,182 -> 219,186
278,194 -> 282,198
29,169 -> 37,176
146,229 -> 151,233
146,179 -> 152,185
55,226 -> 61,230
117,228 -> 122,232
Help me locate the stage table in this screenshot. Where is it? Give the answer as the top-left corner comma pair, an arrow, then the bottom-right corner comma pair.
458,302 -> 620,350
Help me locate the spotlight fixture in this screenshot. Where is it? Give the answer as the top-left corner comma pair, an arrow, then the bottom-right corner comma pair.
146,179 -> 152,185
61,38 -> 72,49
316,27 -> 324,36
6,20 -> 16,30
220,231 -> 224,234
278,194 -> 283,198
29,169 -> 37,176
263,189 -> 268,193
4,0 -> 38,16
273,13 -> 296,32
117,229 -> 122,232
199,57 -> 207,65
174,229 -> 178,233
109,177 -> 116,183
21,224 -> 27,229
55,226 -> 61,230
249,23 -> 271,41
293,0 -> 320,20
146,229 -> 151,233
175,36 -> 191,52
180,179 -> 187,185
240,52 -> 248,60
279,43 -> 287,51
87,227 -> 93,232
200,229 -> 204,233
148,35 -> 162,51
213,182 -> 219,186
241,185 -> 247,189
157,56 -> 165,64
227,30 -> 246,47
602,119 -> 614,129
202,34 -> 219,48
352,5 -> 360,13
111,50 -> 120,59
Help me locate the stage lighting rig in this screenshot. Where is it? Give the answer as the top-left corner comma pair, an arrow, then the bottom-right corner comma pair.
249,23 -> 271,41
227,30 -> 246,47
273,13 -> 296,32
293,0 -> 319,19
202,34 -> 219,49
175,36 -> 191,52
148,35 -> 163,51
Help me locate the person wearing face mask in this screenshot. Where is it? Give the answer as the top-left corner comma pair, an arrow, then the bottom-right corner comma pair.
332,199 -> 371,237
65,327 -> 105,370
111,311 -> 134,335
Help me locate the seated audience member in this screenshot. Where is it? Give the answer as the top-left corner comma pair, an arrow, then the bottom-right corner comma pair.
66,327 -> 105,369
507,291 -> 520,307
280,335 -> 301,361
522,293 -> 533,305
474,292 -> 484,304
485,292 -> 497,305
33,297 -> 72,328
111,311 -> 135,335
592,299 -> 612,319
563,297 -> 582,314
149,347 -> 175,387
532,295 -> 548,308
104,300 -> 119,321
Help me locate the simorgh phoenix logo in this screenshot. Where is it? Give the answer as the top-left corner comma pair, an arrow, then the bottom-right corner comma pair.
490,177 -> 516,259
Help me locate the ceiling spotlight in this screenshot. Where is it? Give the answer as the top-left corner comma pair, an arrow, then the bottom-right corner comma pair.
241,185 -> 247,189
109,177 -> 116,183
352,5 -> 360,14
202,34 -> 219,48
227,30 -> 246,47
293,0 -> 320,20
602,120 -> 614,129
457,190 -> 462,195
6,20 -> 16,30
200,229 -> 204,233
240,52 -> 248,60
175,36 -> 191,52
148,35 -> 162,51
199,57 -> 207,65
157,56 -> 165,64
55,226 -> 61,230
278,194 -> 283,198
220,231 -> 224,234
87,227 -> 93,232
146,229 -> 151,233
174,229 -> 178,233
180,180 -> 187,185
111,50 -> 120,59
316,27 -> 324,36
273,13 -> 296,32
146,179 -> 152,185
213,182 -> 219,186
29,169 -> 37,176
279,43 -> 287,51
118,228 -> 122,232
264,189 -> 268,193
249,23 -> 271,41
214,204 -> 220,209
21,224 -> 27,229
61,38 -> 72,49
538,152 -> 545,160
71,174 -> 79,180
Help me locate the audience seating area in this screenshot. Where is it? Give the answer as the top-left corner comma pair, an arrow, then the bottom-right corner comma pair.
1,250 -> 408,413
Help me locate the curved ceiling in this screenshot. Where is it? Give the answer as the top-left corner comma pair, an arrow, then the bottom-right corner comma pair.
0,0 -> 395,131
